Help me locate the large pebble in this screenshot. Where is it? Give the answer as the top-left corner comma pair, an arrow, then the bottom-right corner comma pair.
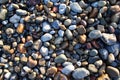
107,66 -> 120,78
54,37 -> 63,45
65,29 -> 73,40
64,19 -> 72,26
42,22 -> 51,32
59,4 -> 66,14
55,54 -> 67,63
69,25 -> 76,30
4,72 -> 11,79
41,33 -> 52,42
9,14 -> 21,23
70,2 -> 82,13
33,39 -> 42,50
72,68 -> 90,79
61,65 -> 75,75
101,33 -> 117,45
47,67 -> 57,76
99,49 -> 108,60
40,46 -> 48,56
88,30 -> 102,39
54,72 -> 68,80
88,64 -> 98,73
77,25 -> 86,34
0,9 -> 7,20
0,0 -> 8,4
16,9 -> 28,16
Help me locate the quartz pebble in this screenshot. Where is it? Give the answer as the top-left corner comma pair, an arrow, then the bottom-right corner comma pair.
72,68 -> 90,79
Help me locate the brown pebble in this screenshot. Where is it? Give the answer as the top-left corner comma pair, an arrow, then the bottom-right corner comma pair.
79,34 -> 86,44
47,67 -> 57,76
49,12 -> 57,18
18,43 -> 26,53
91,41 -> 100,49
97,74 -> 110,80
61,41 -> 69,49
9,49 -> 14,54
24,16 -> 31,22
59,24 -> 66,30
110,5 -> 120,12
39,58 -> 46,66
36,4 -> 43,11
47,1 -> 53,8
77,25 -> 86,34
21,57 -> 28,63
86,42 -> 92,49
27,56 -> 37,68
17,24 -> 24,34
81,61 -> 88,66
90,8 -> 98,18
54,72 -> 68,80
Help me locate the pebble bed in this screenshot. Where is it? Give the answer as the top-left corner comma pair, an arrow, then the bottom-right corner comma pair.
0,0 -> 120,80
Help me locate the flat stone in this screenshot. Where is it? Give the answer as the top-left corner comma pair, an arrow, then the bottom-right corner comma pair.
70,2 -> 82,13
9,14 -> 21,23
42,22 -> 51,32
88,30 -> 102,39
107,66 -> 120,78
72,68 -> 90,79
61,65 -> 75,75
40,46 -> 48,56
101,33 -> 117,45
16,9 -> 28,16
55,54 -> 67,63
0,9 -> 7,20
41,33 -> 52,42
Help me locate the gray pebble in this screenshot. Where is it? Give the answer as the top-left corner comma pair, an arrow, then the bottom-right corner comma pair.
88,30 -> 102,39
0,9 -> 7,20
55,54 -> 67,63
65,29 -> 73,40
64,19 -> 72,26
9,14 -> 21,23
41,33 -> 52,42
58,30 -> 64,37
24,40 -> 33,47
16,9 -> 28,16
59,4 -> 66,14
70,2 -> 82,13
40,46 -> 48,56
69,25 -> 76,30
54,37 -> 63,45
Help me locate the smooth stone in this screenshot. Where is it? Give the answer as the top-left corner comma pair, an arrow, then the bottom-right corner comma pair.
107,66 -> 120,78
99,49 -> 108,60
108,53 -> 115,63
17,23 -> 24,34
98,1 -> 107,7
51,20 -> 60,29
50,30 -> 56,34
23,66 -> 31,73
54,72 -> 68,80
97,74 -> 110,80
64,19 -> 72,26
79,34 -> 86,44
42,22 -> 51,32
24,40 -> 33,47
51,0 -> 59,3
40,46 -> 48,56
47,67 -> 57,75
0,0 -> 8,4
62,62 -> 73,67
70,2 -> 82,13
88,30 -> 102,39
33,39 -> 42,50
69,25 -> 76,30
41,33 -> 52,42
72,68 -> 90,79
36,16 -> 44,22
54,37 -> 63,45
59,4 -> 66,14
88,64 -> 98,73
79,0 -> 88,8
9,14 -> 21,23
0,40 -> 3,47
94,60 -> 103,68
16,9 -> 27,16
55,54 -> 67,63
28,72 -> 36,79
58,30 -> 64,37
88,56 -> 100,63
101,33 -> 117,45
65,29 -> 73,40
4,72 -> 11,79
27,57 -> 37,68
89,49 -> 98,57
0,9 -> 7,20
61,65 -> 75,75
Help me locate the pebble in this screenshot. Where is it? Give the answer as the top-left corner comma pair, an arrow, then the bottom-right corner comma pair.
99,49 -> 108,60
101,33 -> 117,45
59,4 -> 67,14
40,67 -> 46,74
72,68 -> 90,79
55,54 -> 67,63
0,0 -> 8,4
16,9 -> 28,16
28,71 -> 36,79
89,49 -> 98,57
27,56 -> 37,68
58,30 -> 64,37
20,56 -> 28,63
76,25 -> 86,34
107,66 -> 120,78
61,65 -> 75,75
65,29 -> 73,40
42,22 -> 51,32
64,19 -> 72,26
46,67 -> 57,76
108,53 -> 115,63
97,25 -> 105,32
9,14 -> 21,23
69,25 -> 76,30
36,16 -> 44,23
98,1 -> 107,7
17,23 -> 24,34
23,66 -> 31,73
54,72 -> 68,80
94,60 -> 103,68
40,46 -> 48,57
0,40 -> 3,47
88,64 -> 98,73
70,2 -> 82,13
41,33 -> 52,42
0,9 -> 7,20
51,20 -> 60,29
6,28 -> 14,35
88,30 -> 102,39
97,74 -> 110,80
54,37 -> 63,45
18,44 -> 26,53
4,72 -> 11,79
33,39 -> 42,50
79,34 -> 86,44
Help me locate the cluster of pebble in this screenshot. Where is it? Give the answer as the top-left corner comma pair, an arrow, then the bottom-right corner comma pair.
0,0 -> 120,80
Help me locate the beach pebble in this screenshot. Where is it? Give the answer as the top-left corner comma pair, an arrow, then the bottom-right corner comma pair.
23,66 -> 31,73
88,30 -> 102,39
54,37 -> 63,45
6,28 -> 14,35
27,56 -> 37,68
33,39 -> 42,50
41,33 -> 52,42
58,30 -> 64,37
70,2 -> 82,13
107,66 -> 120,78
0,9 -> 7,20
99,49 -> 108,60
59,4 -> 66,14
64,19 -> 72,26
88,64 -> 98,73
108,53 -> 115,63
55,54 -> 67,63
76,25 -> 86,34
0,40 -> 3,47
79,34 -> 86,44
72,68 -> 90,79
54,72 -> 68,80
47,67 -> 57,76
65,29 -> 73,40
89,49 -> 98,57
97,74 -> 110,80
94,60 -> 103,68
40,46 -> 48,56
42,22 -> 51,32
9,14 -> 21,23
0,0 -> 8,4
51,20 -> 60,29
69,25 -> 76,30
101,33 -> 117,45
16,9 -> 28,16
61,65 -> 75,75
4,72 -> 11,79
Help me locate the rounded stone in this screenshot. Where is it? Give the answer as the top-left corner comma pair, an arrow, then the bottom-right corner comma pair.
6,28 -> 14,35
69,25 -> 76,30
40,46 -> 48,57
88,64 -> 98,73
79,34 -> 86,44
89,49 -> 98,57
108,53 -> 115,63
65,29 -> 73,40
99,49 -> 108,60
70,2 -> 82,13
89,30 -> 102,39
42,22 -> 51,32
59,4 -> 66,14
47,67 -> 57,76
9,14 -> 21,23
16,9 -> 27,16
41,33 -> 52,42
55,54 -> 67,63
64,19 -> 72,26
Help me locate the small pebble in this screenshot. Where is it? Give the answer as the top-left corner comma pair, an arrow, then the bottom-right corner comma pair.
55,54 -> 67,63
40,46 -> 48,57
88,30 -> 102,39
41,33 -> 52,42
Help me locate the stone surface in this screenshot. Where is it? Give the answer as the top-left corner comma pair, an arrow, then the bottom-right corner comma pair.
70,2 -> 82,13
65,29 -> 73,40
0,9 -> 7,20
108,53 -> 115,63
72,68 -> 90,79
79,34 -> 86,44
55,54 -> 67,63
0,0 -> 8,4
33,39 -> 42,50
41,33 -> 52,42
88,64 -> 98,73
47,67 -> 57,76
89,30 -> 102,39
